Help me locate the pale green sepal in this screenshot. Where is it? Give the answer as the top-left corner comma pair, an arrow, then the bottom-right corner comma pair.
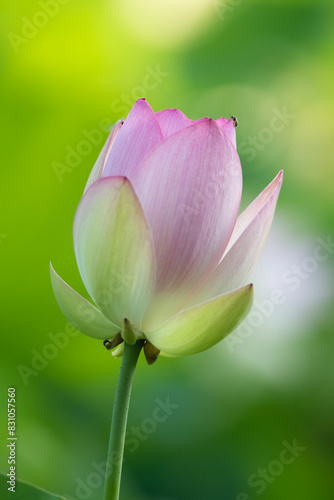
122,318 -> 137,345
144,341 -> 160,365
50,262 -> 120,340
145,284 -> 254,357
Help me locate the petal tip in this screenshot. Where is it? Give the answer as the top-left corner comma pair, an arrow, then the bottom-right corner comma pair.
134,97 -> 149,108
274,170 -> 284,191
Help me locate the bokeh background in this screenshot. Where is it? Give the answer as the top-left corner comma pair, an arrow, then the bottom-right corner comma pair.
1,0 -> 334,498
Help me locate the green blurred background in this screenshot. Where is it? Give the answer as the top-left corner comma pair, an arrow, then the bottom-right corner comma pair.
1,0 -> 334,498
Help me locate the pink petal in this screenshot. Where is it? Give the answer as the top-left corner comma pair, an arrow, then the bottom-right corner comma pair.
132,119 -> 243,330
187,171 -> 283,306
216,117 -> 237,148
192,117 -> 209,124
84,120 -> 123,193
102,99 -> 163,178
155,109 -> 193,138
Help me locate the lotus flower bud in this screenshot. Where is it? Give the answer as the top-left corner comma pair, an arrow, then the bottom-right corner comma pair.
50,99 -> 282,359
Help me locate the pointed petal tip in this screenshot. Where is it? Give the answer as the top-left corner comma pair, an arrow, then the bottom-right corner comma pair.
205,118 -> 219,130
155,108 -> 193,138
83,120 -> 124,193
199,116 -> 238,139
271,170 -> 284,193
214,282 -> 254,303
197,281 -> 254,307
131,98 -> 147,106
122,99 -> 154,125
103,99 -> 162,178
133,97 -> 149,108
187,116 -> 231,138
49,260 -> 59,277
215,117 -> 237,148
201,117 -> 215,127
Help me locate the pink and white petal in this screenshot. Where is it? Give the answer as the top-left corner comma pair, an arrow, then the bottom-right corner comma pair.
192,117 -> 209,125
187,171 -> 283,306
145,284 -> 253,356
216,117 -> 237,148
73,177 -> 156,330
84,120 -> 123,193
132,119 -> 243,330
102,99 -> 163,178
225,171 -> 283,253
155,109 -> 193,138
50,262 -> 120,339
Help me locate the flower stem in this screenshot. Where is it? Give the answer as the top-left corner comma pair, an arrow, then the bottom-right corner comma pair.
103,340 -> 144,500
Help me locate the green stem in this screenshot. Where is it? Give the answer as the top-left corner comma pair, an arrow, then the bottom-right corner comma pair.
103,340 -> 144,500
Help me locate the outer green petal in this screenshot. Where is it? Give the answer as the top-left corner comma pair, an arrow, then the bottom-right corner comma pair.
73,177 -> 155,329
50,262 -> 120,340
145,284 -> 254,356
